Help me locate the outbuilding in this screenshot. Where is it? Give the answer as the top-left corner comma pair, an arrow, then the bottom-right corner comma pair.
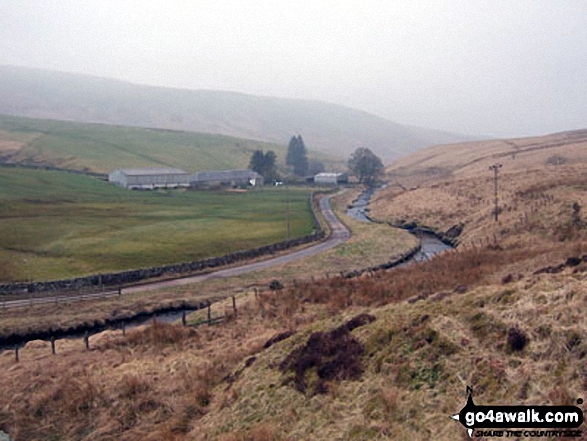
314,172 -> 348,185
108,168 -> 191,189
190,169 -> 264,188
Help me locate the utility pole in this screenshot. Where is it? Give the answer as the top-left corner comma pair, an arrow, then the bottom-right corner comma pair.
286,199 -> 291,239
489,163 -> 502,222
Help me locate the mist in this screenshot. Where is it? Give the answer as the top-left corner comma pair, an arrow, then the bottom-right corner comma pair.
1,0 -> 586,137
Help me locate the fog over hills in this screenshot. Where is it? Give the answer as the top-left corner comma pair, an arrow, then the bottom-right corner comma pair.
0,66 -> 473,161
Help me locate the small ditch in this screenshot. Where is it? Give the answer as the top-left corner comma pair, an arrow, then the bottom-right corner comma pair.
2,188 -> 453,354
0,304 -> 202,353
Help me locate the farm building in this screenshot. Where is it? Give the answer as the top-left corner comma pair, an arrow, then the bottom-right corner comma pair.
108,168 -> 191,189
314,172 -> 348,185
190,169 -> 264,188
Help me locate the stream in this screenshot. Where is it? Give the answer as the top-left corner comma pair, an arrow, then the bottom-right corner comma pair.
1,188 -> 452,353
346,186 -> 453,262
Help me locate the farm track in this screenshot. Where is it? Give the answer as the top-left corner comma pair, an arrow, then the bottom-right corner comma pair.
1,194 -> 350,309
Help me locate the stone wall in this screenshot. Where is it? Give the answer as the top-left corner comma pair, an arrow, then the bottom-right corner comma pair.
0,162 -> 107,179
0,193 -> 326,296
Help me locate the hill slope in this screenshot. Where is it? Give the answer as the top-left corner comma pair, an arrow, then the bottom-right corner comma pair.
1,130 -> 586,440
385,128 -> 587,186
0,65 -> 472,161
0,114 -> 340,174
372,129 -> 587,246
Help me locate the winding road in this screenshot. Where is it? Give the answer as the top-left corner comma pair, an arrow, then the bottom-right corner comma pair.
1,194 -> 350,308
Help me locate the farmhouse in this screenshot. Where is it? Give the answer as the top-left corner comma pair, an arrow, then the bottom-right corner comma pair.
314,172 -> 348,185
108,168 -> 191,189
190,169 -> 264,188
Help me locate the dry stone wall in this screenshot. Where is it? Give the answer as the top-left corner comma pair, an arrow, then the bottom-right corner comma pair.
0,194 -> 327,296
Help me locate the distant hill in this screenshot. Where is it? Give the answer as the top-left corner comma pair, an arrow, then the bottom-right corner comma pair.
0,65 -> 473,161
385,128 -> 587,186
0,114 -> 340,174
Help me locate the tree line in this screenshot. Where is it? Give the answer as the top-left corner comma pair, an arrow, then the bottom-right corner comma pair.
249,135 -> 383,185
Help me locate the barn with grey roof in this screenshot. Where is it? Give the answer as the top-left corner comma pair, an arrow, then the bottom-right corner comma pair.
190,169 -> 263,188
108,168 -> 191,189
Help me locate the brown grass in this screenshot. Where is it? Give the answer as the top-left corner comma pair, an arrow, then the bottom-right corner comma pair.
386,129 -> 587,186
2,131 -> 587,440
0,187 -> 416,341
2,243 -> 587,440
373,163 -> 587,250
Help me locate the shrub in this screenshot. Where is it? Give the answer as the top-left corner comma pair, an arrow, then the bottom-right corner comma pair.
507,326 -> 528,352
279,314 -> 375,395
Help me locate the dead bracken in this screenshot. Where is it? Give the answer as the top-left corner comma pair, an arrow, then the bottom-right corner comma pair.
507,326 -> 528,352
278,314 -> 376,395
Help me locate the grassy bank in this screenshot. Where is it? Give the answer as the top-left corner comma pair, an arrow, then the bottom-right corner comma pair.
2,131 -> 585,440
0,114 -> 341,173
0,167 -> 315,282
0,188 -> 418,339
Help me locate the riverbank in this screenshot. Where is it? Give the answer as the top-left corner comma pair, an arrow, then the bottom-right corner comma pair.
0,189 -> 418,347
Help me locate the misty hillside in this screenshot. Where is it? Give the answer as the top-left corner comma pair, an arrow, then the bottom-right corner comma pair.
384,128 -> 587,187
0,66 -> 472,161
0,114 -> 341,174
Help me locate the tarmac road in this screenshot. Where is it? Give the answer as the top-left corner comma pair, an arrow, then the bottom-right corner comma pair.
1,194 -> 350,308
124,194 -> 350,293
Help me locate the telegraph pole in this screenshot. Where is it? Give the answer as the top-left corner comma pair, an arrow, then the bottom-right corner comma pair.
489,163 -> 502,222
286,199 -> 291,239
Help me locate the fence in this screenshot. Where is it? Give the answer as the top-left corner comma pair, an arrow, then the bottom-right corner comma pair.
4,296 -> 239,362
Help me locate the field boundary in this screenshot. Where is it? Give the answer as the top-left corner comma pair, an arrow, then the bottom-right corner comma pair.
0,192 -> 330,296
0,161 -> 108,179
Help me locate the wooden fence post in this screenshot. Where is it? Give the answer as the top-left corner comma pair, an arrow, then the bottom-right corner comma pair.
15,347 -> 19,363
207,302 -> 212,325
232,296 -> 237,317
84,332 -> 90,350
122,323 -> 126,336
182,310 -> 187,326
50,337 -> 56,355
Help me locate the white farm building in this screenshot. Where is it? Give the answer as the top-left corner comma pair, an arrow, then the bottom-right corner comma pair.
314,172 -> 348,185
108,168 -> 191,189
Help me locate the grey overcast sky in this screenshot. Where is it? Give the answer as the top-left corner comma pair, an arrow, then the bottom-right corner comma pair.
1,1 -> 586,137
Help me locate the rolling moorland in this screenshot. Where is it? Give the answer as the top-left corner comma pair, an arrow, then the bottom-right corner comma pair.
0,66 -> 472,161
0,114 -> 342,174
1,130 -> 586,440
0,167 -> 315,282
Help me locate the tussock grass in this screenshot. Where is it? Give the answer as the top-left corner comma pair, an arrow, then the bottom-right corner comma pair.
2,260 -> 587,440
4,130 -> 587,439
374,164 -> 587,248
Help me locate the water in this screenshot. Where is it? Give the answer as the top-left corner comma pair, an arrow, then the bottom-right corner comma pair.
409,231 -> 453,262
0,307 -> 199,353
2,190 -> 453,352
346,186 -> 453,261
346,187 -> 378,222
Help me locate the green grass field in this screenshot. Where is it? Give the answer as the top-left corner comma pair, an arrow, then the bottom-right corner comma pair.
0,114 -> 341,174
0,167 -> 315,283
